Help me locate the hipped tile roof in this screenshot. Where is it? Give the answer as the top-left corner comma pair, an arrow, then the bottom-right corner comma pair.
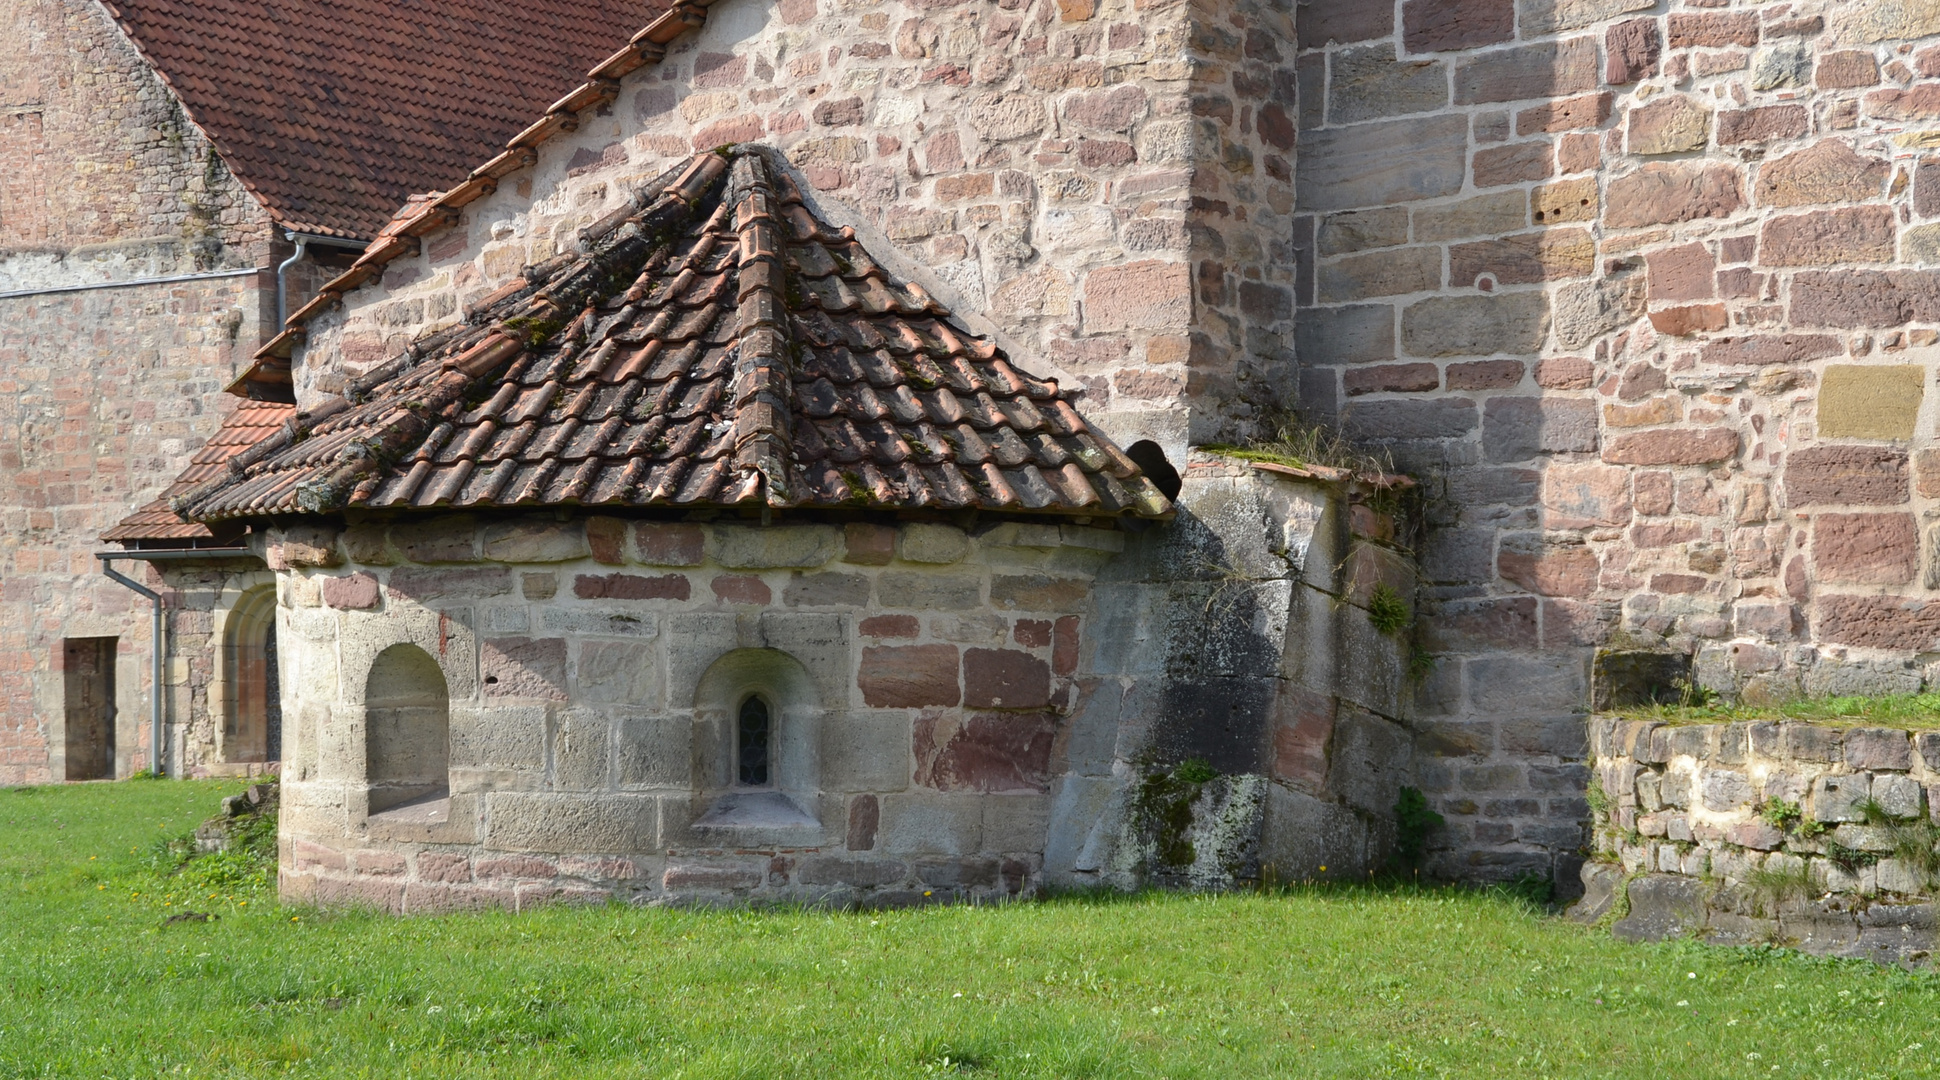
174,150 -> 1173,522
103,400 -> 297,541
100,0 -> 665,239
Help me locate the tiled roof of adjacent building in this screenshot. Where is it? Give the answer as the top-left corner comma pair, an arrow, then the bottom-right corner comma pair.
102,400 -> 297,542
175,149 -> 1173,522
100,0 -> 666,240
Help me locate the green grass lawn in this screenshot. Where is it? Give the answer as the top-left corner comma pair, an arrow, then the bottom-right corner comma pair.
6,782 -> 1940,1078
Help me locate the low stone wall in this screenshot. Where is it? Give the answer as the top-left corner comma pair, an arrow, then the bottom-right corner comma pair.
1581,716 -> 1940,964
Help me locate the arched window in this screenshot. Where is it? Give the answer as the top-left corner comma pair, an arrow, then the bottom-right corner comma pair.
364,643 -> 450,815
737,695 -> 771,787
224,587 -> 281,764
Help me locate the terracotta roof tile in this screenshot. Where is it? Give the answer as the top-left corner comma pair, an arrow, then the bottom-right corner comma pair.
176,151 -> 1171,523
103,400 -> 296,542
100,0 -> 667,239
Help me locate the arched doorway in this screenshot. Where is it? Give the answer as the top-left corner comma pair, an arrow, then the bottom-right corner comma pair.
224,587 -> 281,764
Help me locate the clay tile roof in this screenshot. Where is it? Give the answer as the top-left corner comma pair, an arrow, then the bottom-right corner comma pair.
100,0 -> 667,240
103,400 -> 297,542
176,150 -> 1173,522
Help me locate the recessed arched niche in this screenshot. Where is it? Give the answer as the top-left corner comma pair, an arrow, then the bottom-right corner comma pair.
691,648 -> 822,834
364,643 -> 451,819
222,585 -> 281,765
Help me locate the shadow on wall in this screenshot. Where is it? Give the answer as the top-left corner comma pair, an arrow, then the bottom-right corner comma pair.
1291,0 -> 1631,893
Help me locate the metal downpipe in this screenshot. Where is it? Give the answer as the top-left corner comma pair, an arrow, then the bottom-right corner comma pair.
97,555 -> 165,778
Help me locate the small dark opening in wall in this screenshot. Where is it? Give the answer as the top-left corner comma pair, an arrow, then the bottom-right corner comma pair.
737,695 -> 771,787
1593,651 -> 1694,711
1126,440 -> 1182,500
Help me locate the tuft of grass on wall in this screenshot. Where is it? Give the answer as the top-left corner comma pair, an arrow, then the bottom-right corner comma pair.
1610,693 -> 1940,731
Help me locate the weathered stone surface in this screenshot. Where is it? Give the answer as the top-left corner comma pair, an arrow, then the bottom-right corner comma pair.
1298,0 -> 1392,47
1757,140 -> 1890,207
1318,246 -> 1443,302
480,520 -> 590,564
859,645 -> 961,707
1668,11 -> 1758,47
574,573 -> 690,601
1786,446 -> 1908,506
1400,292 -> 1550,356
634,523 -> 705,566
1329,46 -> 1447,125
1699,334 -> 1842,366
962,648 -> 1051,709
1344,363 -> 1439,395
1602,429 -> 1739,466
1542,463 -> 1632,528
1606,164 -> 1745,227
711,525 -> 838,569
1297,115 -> 1468,212
1815,513 -> 1919,584
1414,192 -> 1528,241
1817,50 -> 1881,88
388,565 -> 513,600
1449,229 -> 1595,286
1531,177 -> 1597,224
1483,397 -> 1598,461
1341,399 -> 1479,441
1790,269 -> 1940,327
1718,105 -> 1809,145
1760,206 -> 1897,266
1553,278 -> 1643,349
914,711 -> 1056,793
1497,535 -> 1598,596
1817,595 -> 1940,651
1813,773 -> 1872,823
1296,304 -> 1395,366
1818,365 -> 1924,440
1832,0 -> 1940,44
1319,208 -> 1409,257
1627,96 -> 1710,156
1083,260 -> 1191,332
322,572 -> 380,610
1403,0 -> 1513,52
1612,874 -> 1706,941
1472,142 -> 1552,187
1518,0 -> 1651,34
1453,37 -> 1598,105
1605,17 -> 1660,84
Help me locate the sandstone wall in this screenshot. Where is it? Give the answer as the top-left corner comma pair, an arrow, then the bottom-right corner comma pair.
0,0 -> 284,783
1583,715 -> 1940,964
1295,0 -> 1940,889
272,515 -> 1123,909
294,0 -> 1295,456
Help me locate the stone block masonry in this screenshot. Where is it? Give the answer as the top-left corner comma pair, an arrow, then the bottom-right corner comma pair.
0,0 -> 281,783
1582,716 -> 1940,965
273,459 -> 1423,908
1294,0 -> 1940,894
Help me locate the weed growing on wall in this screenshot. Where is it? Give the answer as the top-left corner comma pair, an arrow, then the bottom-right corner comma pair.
1392,787 -> 1443,872
1366,584 -> 1410,636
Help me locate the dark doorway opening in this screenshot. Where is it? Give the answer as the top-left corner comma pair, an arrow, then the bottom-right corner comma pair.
63,637 -> 116,780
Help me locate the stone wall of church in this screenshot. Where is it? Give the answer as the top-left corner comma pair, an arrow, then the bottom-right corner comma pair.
0,0 -> 281,784
294,0 -> 1293,459
271,514 -> 1125,909
1294,0 -> 1940,890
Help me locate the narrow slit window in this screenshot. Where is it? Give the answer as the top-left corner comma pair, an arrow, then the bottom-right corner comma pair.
737,695 -> 770,787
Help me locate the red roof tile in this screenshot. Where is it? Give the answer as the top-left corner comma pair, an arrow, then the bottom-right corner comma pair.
177,150 -> 1172,522
103,400 -> 296,541
101,0 -> 667,239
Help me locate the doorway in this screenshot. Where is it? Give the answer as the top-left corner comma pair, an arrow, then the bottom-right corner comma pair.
62,637 -> 116,780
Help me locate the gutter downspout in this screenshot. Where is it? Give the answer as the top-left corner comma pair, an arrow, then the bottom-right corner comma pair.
275,233 -> 309,331
97,555 -> 165,778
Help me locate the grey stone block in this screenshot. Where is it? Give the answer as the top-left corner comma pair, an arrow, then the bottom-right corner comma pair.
1517,0 -> 1652,35
483,793 -> 657,854
1467,654 -> 1589,716
1782,722 -> 1842,763
1813,772 -> 1872,822
878,793 -> 983,855
783,572 -> 872,607
1296,114 -> 1468,212
575,641 -> 657,706
479,519 -> 589,563
1845,727 -> 1913,771
819,710 -> 913,793
1329,45 -> 1447,125
878,571 -> 983,610
1701,769 -> 1753,812
1318,207 -> 1409,257
1874,773 -> 1925,820
1401,292 -> 1551,357
1341,398 -> 1478,443
798,857 -> 909,888
1295,304 -> 1395,366
617,715 -> 693,789
1568,861 -> 1622,923
710,525 -> 839,569
1482,397 -> 1599,461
